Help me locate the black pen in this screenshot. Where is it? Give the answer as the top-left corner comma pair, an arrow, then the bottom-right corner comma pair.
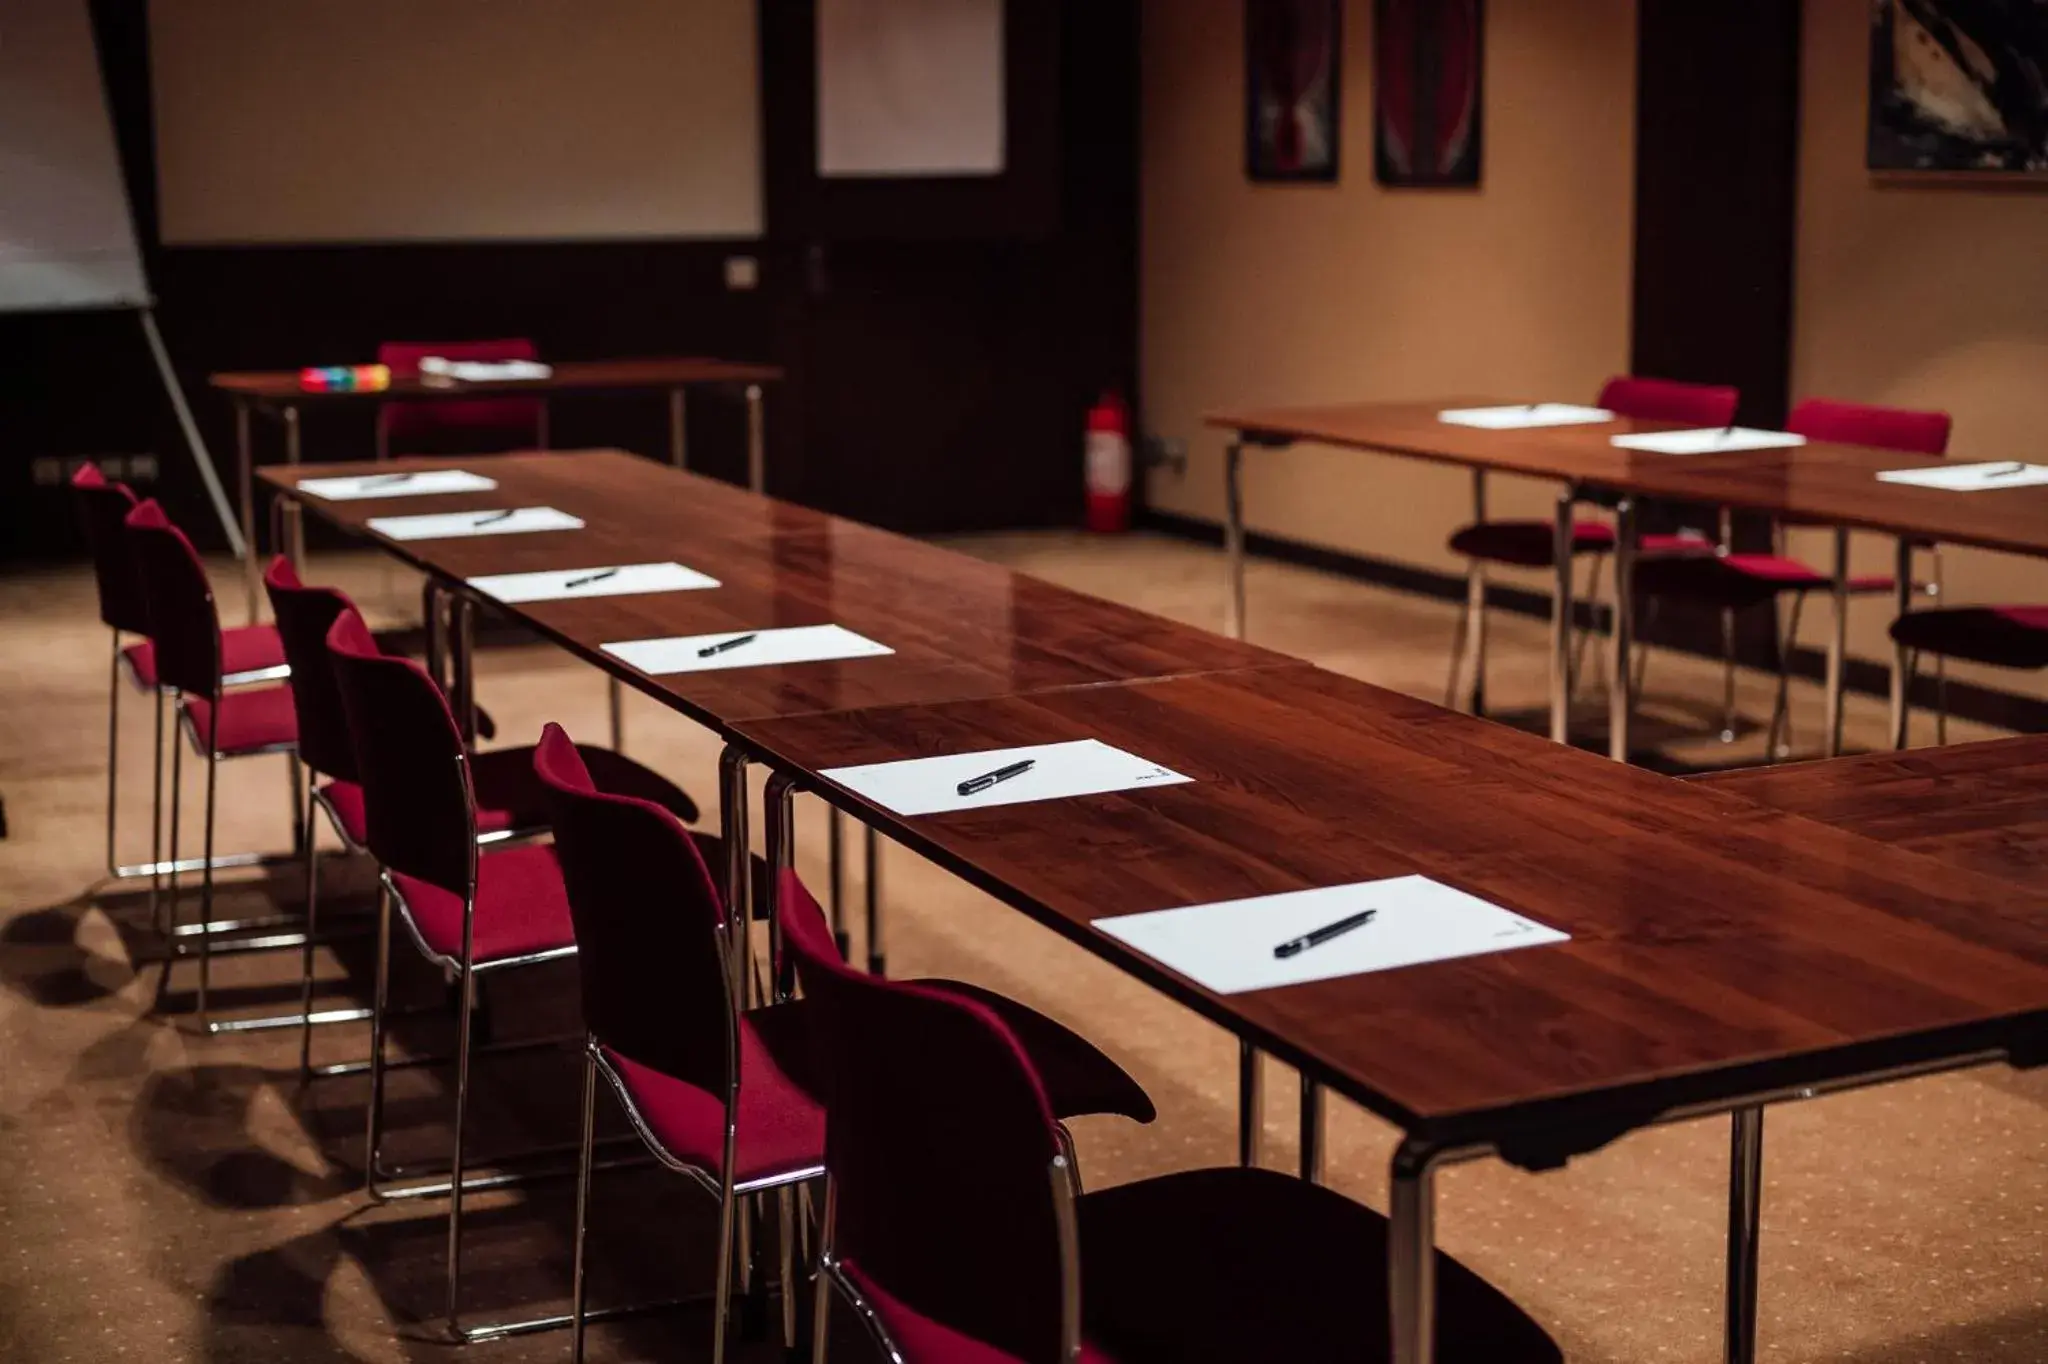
1983,461 -> 2029,479
473,508 -> 516,526
697,632 -> 758,657
1273,908 -> 1377,959
564,567 -> 620,589
361,471 -> 414,488
956,758 -> 1035,797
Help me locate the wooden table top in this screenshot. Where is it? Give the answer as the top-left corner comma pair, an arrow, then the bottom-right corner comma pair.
212,356 -> 784,403
261,452 -> 1294,734
1697,737 -> 2048,893
1205,398 -> 2048,558
733,665 -> 2048,1151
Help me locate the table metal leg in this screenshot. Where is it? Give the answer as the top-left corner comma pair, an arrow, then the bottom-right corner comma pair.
1237,1041 -> 1263,1168
765,772 -> 797,1001
607,678 -> 625,753
451,593 -> 478,749
1724,1107 -> 1765,1364
718,747 -> 752,1007
668,387 -> 688,469
1608,498 -> 1637,764
828,807 -> 845,958
1299,1077 -> 1325,1185
864,824 -> 884,976
1549,485 -> 1574,743
237,400 -> 258,625
1223,440 -> 1247,640
745,384 -> 765,494
1889,537 -> 1913,750
281,497 -> 304,572
1823,528 -> 1849,757
1389,1139 -> 1438,1364
424,582 -> 448,696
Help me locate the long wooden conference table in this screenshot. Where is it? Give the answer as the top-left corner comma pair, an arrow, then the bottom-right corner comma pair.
216,356 -> 783,621
1206,399 -> 2048,763
261,450 -> 2048,1364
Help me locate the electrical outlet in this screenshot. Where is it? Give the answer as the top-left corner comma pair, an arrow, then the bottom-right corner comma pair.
724,256 -> 759,291
1143,436 -> 1188,476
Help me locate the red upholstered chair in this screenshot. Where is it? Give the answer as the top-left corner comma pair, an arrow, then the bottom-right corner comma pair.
533,727 -> 1153,1363
787,889 -> 1561,1364
123,500 -> 301,1027
1890,608 -> 2048,746
1629,398 -> 1953,757
73,466 -> 285,896
376,339 -> 547,459
322,609 -> 701,1344
1444,376 -> 1737,717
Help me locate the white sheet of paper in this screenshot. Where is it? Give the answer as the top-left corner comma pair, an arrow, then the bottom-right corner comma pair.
421,358 -> 553,382
1876,462 -> 2048,492
1611,427 -> 1808,455
467,562 -> 721,605
821,739 -> 1192,817
601,624 -> 893,675
1096,875 -> 1570,995
1437,404 -> 1615,430
297,469 -> 498,501
367,506 -> 585,541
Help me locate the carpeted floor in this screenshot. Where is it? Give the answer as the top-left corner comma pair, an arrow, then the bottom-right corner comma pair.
1,532 -> 2041,1363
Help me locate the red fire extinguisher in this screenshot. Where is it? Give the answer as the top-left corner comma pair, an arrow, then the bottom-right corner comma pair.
1084,389 -> 1132,532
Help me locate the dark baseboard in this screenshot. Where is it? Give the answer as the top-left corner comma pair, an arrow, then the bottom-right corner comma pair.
1138,508 -> 2048,737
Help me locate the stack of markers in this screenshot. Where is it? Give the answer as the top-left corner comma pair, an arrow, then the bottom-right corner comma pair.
298,364 -> 392,392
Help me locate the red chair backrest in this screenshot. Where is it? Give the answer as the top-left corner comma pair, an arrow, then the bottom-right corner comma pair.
262,557 -> 360,782
1785,398 -> 1951,456
532,723 -> 737,1094
71,464 -> 151,635
780,870 -> 1071,1363
377,338 -> 545,452
1597,375 -> 1740,428
122,500 -> 221,697
325,606 -> 475,896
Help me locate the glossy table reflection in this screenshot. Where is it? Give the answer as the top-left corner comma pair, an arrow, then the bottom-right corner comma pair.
218,356 -> 785,621
1697,736 -> 2048,891
1205,398 -> 2048,762
733,665 -> 2048,1364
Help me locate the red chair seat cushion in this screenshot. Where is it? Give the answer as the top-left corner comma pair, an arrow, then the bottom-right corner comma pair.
1448,520 -> 1718,568
1633,553 -> 1896,609
389,843 -> 576,965
841,1262 -> 1124,1364
602,1000 -> 825,1187
1079,1167 -> 1561,1363
125,624 -> 287,689
180,685 -> 298,757
1890,606 -> 2048,670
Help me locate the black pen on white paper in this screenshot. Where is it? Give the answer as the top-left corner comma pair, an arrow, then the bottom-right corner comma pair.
1273,908 -> 1377,959
473,508 -> 516,526
956,758 -> 1035,797
697,632 -> 758,657
1984,462 -> 2029,479
362,472 -> 414,488
564,568 -> 620,589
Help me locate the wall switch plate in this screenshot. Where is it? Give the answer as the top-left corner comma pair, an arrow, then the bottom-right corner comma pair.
724,256 -> 759,291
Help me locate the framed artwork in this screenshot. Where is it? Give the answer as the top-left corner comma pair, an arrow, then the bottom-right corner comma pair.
1246,0 -> 1342,182
1373,0 -> 1483,187
1867,0 -> 2048,174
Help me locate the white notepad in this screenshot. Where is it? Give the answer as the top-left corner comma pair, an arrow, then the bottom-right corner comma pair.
297,469 -> 498,501
420,357 -> 553,382
467,562 -> 721,604
1876,462 -> 2048,492
601,624 -> 892,675
822,739 -> 1192,817
1438,403 -> 1614,430
1611,427 -> 1808,455
367,506 -> 585,541
1096,875 -> 1569,995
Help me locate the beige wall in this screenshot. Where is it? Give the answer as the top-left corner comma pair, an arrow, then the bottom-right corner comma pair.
1786,0 -> 2048,701
1140,0 -> 1640,580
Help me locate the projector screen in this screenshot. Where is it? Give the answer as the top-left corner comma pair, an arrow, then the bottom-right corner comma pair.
0,0 -> 149,311
150,0 -> 763,244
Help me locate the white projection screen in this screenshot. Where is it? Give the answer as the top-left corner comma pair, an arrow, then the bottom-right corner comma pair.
0,0 -> 149,311
150,0 -> 763,245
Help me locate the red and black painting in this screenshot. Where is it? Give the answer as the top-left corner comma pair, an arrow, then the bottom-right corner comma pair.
1373,0 -> 1482,187
1246,0 -> 1342,181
